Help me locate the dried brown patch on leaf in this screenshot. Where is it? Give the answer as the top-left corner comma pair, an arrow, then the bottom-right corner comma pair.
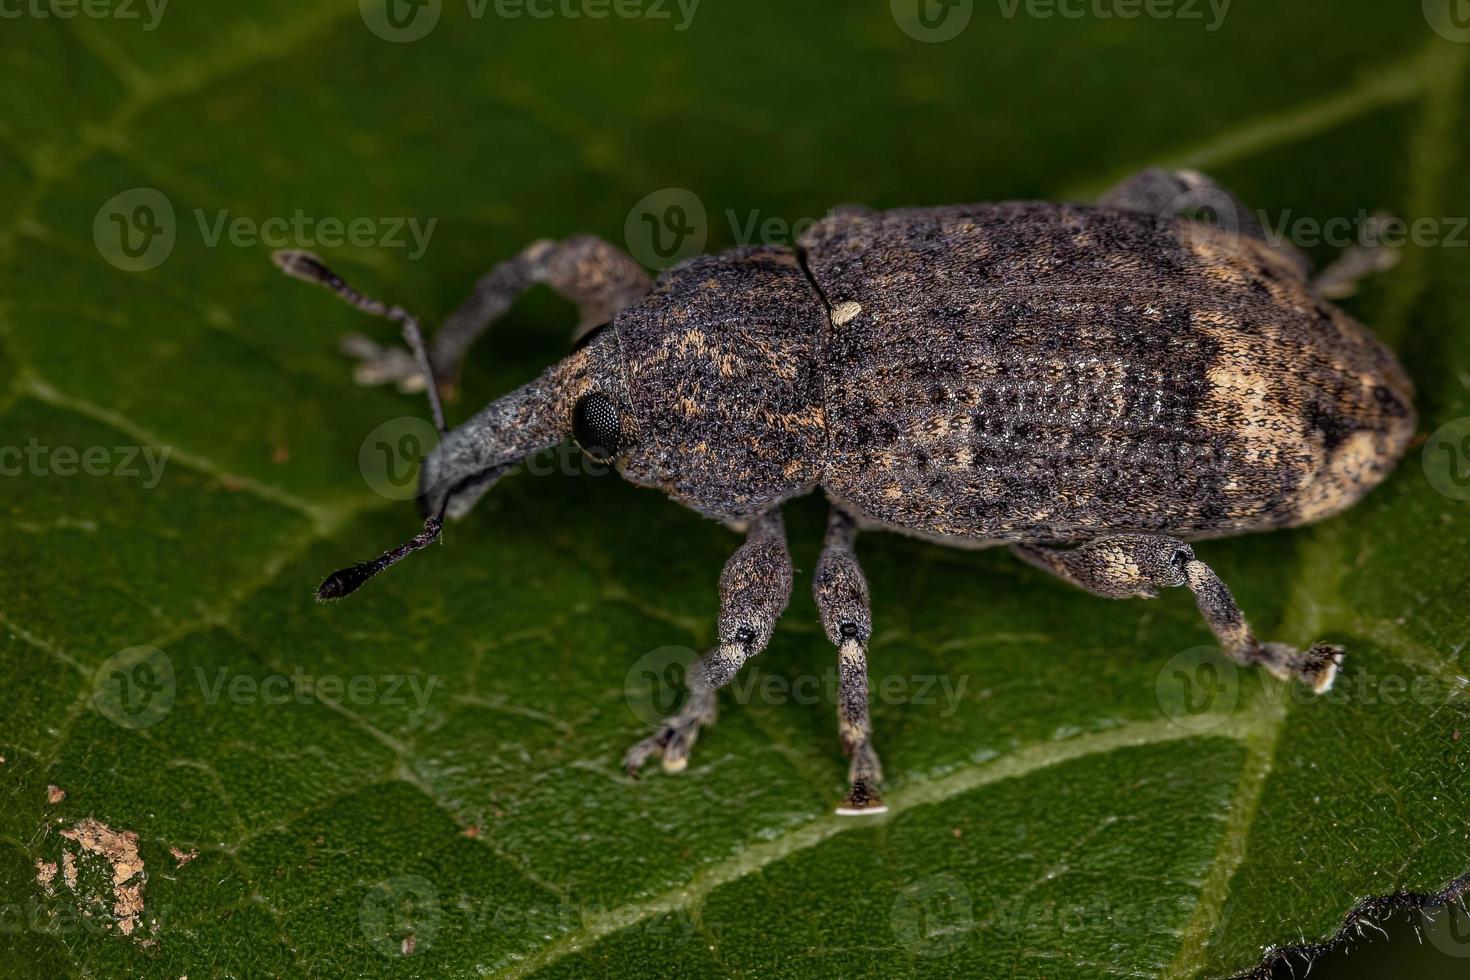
46,784 -> 66,805
35,859 -> 57,894
57,818 -> 149,937
169,846 -> 198,867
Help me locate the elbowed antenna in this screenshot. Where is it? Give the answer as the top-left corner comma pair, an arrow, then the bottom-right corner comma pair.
272,249 -> 449,600
273,249 -> 447,435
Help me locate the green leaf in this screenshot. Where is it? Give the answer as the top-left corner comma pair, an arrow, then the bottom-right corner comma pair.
2,2 -> 1469,977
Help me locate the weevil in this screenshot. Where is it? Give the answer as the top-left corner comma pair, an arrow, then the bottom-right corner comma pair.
275,168 -> 1415,815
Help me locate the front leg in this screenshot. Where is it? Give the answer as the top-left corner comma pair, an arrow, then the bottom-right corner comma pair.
1012,534 -> 1342,692
624,510 -> 793,775
311,235 -> 650,394
813,505 -> 886,816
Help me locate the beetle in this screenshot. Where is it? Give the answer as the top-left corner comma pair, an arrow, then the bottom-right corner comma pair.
274,168 -> 1415,815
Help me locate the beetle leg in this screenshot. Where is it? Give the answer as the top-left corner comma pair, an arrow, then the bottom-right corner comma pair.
336,235 -> 650,396
1096,168 -> 1314,274
624,510 -> 793,776
1012,534 -> 1342,692
1097,168 -> 1259,234
1310,210 -> 1402,299
813,505 -> 885,816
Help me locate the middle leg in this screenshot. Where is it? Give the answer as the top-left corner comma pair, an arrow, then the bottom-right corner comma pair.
813,505 -> 886,815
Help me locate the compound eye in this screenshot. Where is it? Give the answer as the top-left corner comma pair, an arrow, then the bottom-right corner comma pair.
572,392 -> 622,462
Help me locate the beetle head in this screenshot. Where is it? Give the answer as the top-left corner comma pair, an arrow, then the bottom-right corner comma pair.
296,244 -> 829,600
416,325 -> 632,520
424,246 -> 832,527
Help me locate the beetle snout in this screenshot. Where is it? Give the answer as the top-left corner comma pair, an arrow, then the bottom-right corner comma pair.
415,427 -> 516,522
415,443 -> 456,520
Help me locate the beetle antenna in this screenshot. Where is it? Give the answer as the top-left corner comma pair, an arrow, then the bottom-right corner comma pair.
316,511 -> 445,601
273,249 -> 453,600
273,249 -> 446,434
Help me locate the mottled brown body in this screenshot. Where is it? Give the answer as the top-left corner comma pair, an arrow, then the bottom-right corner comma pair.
798,202 -> 1415,544
283,168 -> 1416,813
597,201 -> 1413,545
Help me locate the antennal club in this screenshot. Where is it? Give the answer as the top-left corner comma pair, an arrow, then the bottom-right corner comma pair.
315,512 -> 444,601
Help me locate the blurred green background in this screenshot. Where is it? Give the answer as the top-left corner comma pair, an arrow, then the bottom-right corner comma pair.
3,1 -> 1469,977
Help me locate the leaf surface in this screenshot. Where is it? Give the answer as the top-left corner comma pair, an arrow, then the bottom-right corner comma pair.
2,3 -> 1468,977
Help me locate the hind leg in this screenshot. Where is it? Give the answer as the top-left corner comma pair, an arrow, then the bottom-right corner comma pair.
1098,168 -> 1261,235
1097,168 -> 1313,277
1309,211 -> 1403,299
1012,534 -> 1341,691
